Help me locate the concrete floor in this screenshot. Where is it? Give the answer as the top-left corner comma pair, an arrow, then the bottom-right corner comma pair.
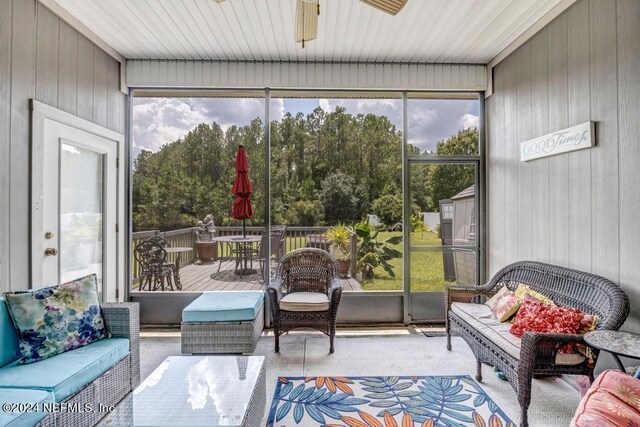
140,327 -> 581,426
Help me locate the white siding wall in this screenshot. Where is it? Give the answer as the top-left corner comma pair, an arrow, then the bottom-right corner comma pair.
0,0 -> 126,293
487,0 -> 640,331
127,60 -> 486,91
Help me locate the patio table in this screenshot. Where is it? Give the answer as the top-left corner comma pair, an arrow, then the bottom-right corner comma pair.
164,246 -> 193,267
98,355 -> 266,427
584,330 -> 640,377
212,236 -> 262,276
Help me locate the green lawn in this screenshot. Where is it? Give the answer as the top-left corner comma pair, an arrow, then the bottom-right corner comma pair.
360,231 -> 452,292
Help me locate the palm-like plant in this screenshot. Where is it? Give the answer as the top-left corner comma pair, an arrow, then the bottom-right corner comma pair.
325,224 -> 352,261
354,221 -> 402,279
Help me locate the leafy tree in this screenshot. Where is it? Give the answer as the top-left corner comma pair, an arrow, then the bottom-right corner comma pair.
371,194 -> 403,225
320,172 -> 360,224
131,105 -> 473,232
425,128 -> 478,211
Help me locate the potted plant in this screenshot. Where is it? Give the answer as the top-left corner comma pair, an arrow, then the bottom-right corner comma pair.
195,214 -> 217,263
326,224 -> 352,277
354,221 -> 402,280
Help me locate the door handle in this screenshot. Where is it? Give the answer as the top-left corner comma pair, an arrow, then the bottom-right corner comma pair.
44,248 -> 58,256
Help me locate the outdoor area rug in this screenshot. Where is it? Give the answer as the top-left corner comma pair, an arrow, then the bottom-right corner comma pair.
267,376 -> 515,427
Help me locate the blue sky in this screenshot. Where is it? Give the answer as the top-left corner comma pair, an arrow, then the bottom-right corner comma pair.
132,96 -> 478,157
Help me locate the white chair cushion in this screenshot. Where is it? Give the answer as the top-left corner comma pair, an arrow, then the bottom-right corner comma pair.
451,302 -> 585,366
279,292 -> 330,312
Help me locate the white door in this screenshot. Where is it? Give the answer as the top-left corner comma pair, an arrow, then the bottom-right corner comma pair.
31,101 -> 124,301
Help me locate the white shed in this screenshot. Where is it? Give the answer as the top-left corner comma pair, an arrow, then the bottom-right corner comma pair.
450,185 -> 476,286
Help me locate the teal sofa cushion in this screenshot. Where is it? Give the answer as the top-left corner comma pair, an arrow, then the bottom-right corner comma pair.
182,291 -> 264,322
0,298 -> 20,368
0,337 -> 128,401
0,388 -> 53,427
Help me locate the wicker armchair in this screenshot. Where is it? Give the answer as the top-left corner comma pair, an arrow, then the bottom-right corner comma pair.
446,261 -> 629,427
267,248 -> 343,353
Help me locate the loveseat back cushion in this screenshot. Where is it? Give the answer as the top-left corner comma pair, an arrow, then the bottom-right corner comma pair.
0,298 -> 20,368
0,337 -> 128,402
3,274 -> 109,365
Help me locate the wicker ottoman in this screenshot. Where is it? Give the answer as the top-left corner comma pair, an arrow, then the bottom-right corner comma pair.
181,291 -> 264,355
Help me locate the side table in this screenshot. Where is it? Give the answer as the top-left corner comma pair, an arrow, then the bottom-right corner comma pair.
584,330 -> 640,377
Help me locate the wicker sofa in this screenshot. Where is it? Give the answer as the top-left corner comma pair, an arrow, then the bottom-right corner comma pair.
446,261 -> 629,427
0,300 -> 140,427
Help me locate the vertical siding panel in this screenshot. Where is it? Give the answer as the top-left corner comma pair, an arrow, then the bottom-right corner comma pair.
547,15 -> 569,266
486,81 -> 496,274
516,43 -> 533,261
617,0 -> 640,326
107,59 -> 122,133
589,0 -> 618,280
0,0 -> 11,291
76,36 -> 94,122
35,4 -> 59,107
488,64 -> 506,274
567,0 -> 592,271
530,31 -> 550,263
57,21 -> 78,115
9,0 -> 36,290
158,60 -> 168,84
93,48 -> 109,128
502,56 -> 518,265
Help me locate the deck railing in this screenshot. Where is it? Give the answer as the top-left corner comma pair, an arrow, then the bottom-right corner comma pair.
131,225 -> 357,284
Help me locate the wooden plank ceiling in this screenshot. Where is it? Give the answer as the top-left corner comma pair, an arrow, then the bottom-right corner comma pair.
53,0 -> 562,63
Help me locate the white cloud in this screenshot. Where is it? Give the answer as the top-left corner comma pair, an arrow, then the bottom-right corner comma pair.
460,113 -> 479,130
133,97 -> 274,153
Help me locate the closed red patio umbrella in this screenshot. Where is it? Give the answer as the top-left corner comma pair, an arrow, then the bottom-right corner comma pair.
231,145 -> 254,237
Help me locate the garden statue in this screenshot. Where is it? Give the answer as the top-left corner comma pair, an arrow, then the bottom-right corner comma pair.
195,214 -> 217,263
196,214 -> 216,242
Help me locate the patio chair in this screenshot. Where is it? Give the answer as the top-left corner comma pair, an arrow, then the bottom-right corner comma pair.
146,234 -> 170,247
134,241 -> 179,291
245,226 -> 287,276
267,247 -> 342,353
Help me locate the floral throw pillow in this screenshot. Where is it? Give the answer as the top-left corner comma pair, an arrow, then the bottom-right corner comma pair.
510,297 -> 583,353
485,287 -> 521,322
514,283 -> 555,306
3,274 -> 109,365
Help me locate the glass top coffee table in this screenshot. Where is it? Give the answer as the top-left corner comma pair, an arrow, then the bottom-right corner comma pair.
99,356 -> 266,427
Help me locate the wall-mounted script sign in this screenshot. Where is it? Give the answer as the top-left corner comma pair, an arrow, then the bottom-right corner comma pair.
520,121 -> 595,162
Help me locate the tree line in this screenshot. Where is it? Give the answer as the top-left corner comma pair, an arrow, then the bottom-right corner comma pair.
132,105 -> 477,231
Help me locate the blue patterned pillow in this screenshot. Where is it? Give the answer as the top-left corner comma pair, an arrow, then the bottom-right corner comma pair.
3,274 -> 109,365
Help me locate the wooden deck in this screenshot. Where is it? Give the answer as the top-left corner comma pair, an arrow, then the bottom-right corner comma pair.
170,260 -> 362,292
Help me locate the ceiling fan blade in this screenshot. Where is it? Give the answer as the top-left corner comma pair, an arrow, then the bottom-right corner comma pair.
295,0 -> 319,47
360,0 -> 408,16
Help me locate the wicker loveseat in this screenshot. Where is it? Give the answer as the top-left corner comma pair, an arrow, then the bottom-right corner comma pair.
446,261 -> 629,427
0,300 -> 140,427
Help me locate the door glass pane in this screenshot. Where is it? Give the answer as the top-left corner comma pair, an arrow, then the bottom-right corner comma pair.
409,162 -> 477,291
60,143 -> 103,286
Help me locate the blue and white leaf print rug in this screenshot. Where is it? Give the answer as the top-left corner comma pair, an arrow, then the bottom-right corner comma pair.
267,376 -> 515,427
